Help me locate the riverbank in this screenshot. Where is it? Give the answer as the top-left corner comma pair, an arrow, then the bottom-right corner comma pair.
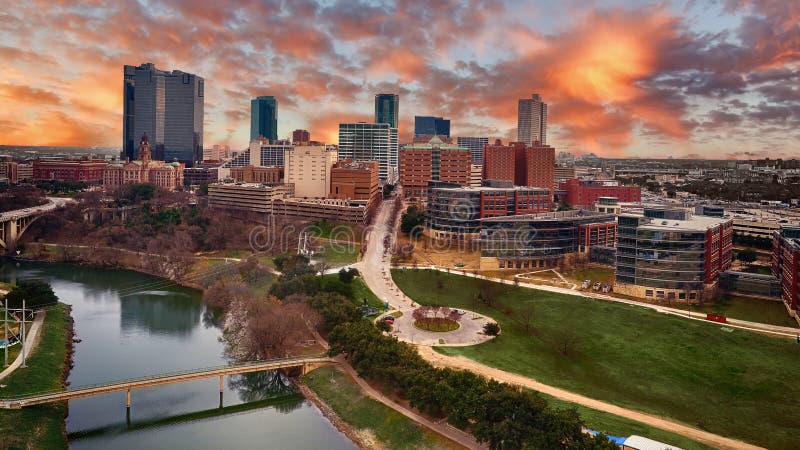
0,303 -> 73,449
302,365 -> 464,450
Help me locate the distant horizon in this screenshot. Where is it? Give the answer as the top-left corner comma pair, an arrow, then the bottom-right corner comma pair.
1,1 -> 798,159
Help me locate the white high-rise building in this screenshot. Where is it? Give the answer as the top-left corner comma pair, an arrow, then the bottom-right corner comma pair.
338,122 -> 398,184
284,145 -> 338,198
457,136 -> 489,164
517,94 -> 547,146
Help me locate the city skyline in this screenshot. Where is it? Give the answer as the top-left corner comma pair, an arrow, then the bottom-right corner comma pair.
0,1 -> 799,159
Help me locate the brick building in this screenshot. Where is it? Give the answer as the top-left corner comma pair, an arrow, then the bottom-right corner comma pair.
399,136 -> 471,200
329,159 -> 379,206
481,140 -> 555,194
33,159 -> 108,183
104,134 -> 184,191
230,166 -> 282,184
772,226 -> 800,322
560,178 -> 641,208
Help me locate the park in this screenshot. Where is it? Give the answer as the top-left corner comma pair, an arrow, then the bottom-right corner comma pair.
392,268 -> 800,450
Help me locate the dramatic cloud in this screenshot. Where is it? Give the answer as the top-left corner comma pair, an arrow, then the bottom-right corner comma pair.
0,0 -> 798,157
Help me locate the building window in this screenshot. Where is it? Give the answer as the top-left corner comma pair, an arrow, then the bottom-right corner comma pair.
645,290 -> 653,297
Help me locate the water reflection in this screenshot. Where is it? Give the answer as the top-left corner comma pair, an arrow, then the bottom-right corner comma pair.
119,291 -> 201,336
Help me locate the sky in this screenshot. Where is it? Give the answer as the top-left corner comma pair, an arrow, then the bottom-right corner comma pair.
0,0 -> 798,159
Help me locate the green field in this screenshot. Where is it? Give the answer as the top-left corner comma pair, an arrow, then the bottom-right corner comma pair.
673,294 -> 797,327
350,277 -> 384,310
303,365 -> 461,450
0,303 -> 72,448
392,269 -> 800,450
541,393 -> 713,450
317,242 -> 361,267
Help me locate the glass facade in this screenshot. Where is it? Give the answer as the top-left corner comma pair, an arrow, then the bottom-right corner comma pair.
250,96 -> 278,142
414,116 -> 450,137
338,123 -> 398,183
374,94 -> 399,129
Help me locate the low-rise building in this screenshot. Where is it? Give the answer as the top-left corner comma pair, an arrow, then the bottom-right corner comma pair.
273,198 -> 370,224
560,178 -> 641,208
104,134 -> 184,191
615,207 -> 733,301
207,182 -> 294,214
594,196 -> 621,214
183,166 -> 219,186
479,210 -> 617,270
33,159 -> 108,183
427,180 -> 551,241
772,226 -> 800,321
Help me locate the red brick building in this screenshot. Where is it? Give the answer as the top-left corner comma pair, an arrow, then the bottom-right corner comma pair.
560,178 -> 641,208
330,159 -> 380,207
481,140 -> 555,193
399,136 -> 471,200
33,159 -> 108,183
772,226 -> 800,321
292,129 -> 310,144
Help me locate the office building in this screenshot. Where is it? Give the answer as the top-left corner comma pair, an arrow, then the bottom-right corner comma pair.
374,94 -> 399,128
330,160 -> 379,206
772,226 -> 800,321
292,129 -> 310,145
124,63 -> 203,165
427,181 -> 551,241
482,140 -> 555,194
479,210 -> 617,270
470,164 -> 482,187
560,178 -> 641,208
338,122 -> 398,183
183,166 -> 219,186
615,207 -> 733,301
284,145 -> 338,198
251,96 -> 278,142
230,166 -> 282,184
203,144 -> 230,162
414,116 -> 450,138
273,198 -> 370,224
33,159 -> 107,183
0,162 -> 18,184
517,93 -> 547,145
456,137 -> 489,164
399,136 -> 471,200
554,166 -> 576,183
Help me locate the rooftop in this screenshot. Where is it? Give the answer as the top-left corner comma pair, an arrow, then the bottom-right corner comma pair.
481,209 -> 616,223
621,211 -> 731,232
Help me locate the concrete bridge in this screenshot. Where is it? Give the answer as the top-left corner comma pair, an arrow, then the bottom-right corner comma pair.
0,355 -> 334,410
0,200 -> 64,251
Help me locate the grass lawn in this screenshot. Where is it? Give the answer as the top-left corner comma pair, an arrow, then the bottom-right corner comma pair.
740,265 -> 773,275
392,269 -> 800,450
317,242 -> 360,267
0,303 -> 72,449
563,266 -> 615,283
303,365 -> 462,450
670,294 -> 797,328
541,393 -> 713,450
414,318 -> 459,332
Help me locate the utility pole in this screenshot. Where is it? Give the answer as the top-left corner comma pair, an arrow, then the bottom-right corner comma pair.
20,299 -> 26,369
3,298 -> 7,368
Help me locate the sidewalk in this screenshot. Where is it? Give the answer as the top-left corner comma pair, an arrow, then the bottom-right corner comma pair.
0,310 -> 46,382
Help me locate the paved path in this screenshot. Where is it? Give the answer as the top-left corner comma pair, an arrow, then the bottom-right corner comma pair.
354,197 -> 494,346
335,356 -> 485,450
404,265 -> 800,339
416,346 -> 764,450
0,311 -> 46,382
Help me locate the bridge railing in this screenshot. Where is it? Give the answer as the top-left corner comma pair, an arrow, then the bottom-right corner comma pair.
0,354 -> 331,401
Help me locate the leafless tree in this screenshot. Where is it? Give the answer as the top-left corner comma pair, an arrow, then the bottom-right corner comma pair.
555,329 -> 579,356
519,303 -> 535,334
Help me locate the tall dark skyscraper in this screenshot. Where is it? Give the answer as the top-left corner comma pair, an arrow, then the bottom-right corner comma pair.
123,63 -> 204,165
251,96 -> 278,142
374,94 -> 399,129
414,116 -> 450,138
517,94 -> 547,145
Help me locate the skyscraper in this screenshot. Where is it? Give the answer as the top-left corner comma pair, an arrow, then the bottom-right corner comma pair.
251,96 -> 278,142
517,94 -> 547,145
123,63 -> 204,165
374,94 -> 399,128
482,140 -> 555,194
414,116 -> 450,138
456,136 -> 489,164
338,122 -> 398,184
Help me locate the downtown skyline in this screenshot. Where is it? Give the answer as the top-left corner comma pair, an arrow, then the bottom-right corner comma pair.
0,0 -> 799,159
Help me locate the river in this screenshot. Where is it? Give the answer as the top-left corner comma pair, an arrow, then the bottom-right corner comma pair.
0,259 -> 355,449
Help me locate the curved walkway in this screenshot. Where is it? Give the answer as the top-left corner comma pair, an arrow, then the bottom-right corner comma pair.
416,346 -> 763,450
355,198 -> 494,346
0,310 -> 46,382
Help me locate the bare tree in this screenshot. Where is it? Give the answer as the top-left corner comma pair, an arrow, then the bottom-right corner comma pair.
555,329 -> 579,356
519,303 -> 535,334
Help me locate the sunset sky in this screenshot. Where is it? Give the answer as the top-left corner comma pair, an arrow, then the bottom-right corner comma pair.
1,0 -> 798,158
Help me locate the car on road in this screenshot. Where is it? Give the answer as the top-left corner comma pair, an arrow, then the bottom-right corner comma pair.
451,309 -> 466,315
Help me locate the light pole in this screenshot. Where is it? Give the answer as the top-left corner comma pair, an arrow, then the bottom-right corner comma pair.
3,298 -> 7,368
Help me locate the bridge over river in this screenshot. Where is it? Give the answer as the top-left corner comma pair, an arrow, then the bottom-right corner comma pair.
0,198 -> 70,251
0,355 -> 334,410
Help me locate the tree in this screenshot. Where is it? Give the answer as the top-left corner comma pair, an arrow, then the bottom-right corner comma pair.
737,247 -> 758,266
3,280 -> 58,309
400,205 -> 425,238
483,322 -> 500,336
338,267 -> 358,283
376,320 -> 391,332
519,304 -> 535,334
478,278 -> 499,307
555,329 -> 579,356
